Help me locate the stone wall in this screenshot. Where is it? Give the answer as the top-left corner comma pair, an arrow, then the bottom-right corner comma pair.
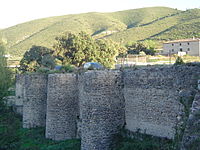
181,92 -> 200,150
123,65 -> 200,139
19,64 -> 200,149
15,74 -> 25,115
23,74 -> 48,128
45,73 -> 78,141
79,70 -> 125,150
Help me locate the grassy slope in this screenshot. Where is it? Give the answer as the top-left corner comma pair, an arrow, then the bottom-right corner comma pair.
8,13 -> 127,56
106,13 -> 181,43
0,7 -> 179,57
151,9 -> 200,40
107,7 -> 180,27
107,8 -> 200,43
1,7 -> 200,57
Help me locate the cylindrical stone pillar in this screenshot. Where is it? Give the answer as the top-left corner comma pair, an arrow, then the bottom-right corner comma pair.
79,70 -> 125,150
23,74 -> 47,128
45,73 -> 78,141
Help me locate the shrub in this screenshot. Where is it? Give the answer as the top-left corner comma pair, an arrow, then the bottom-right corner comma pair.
174,56 -> 184,65
36,67 -> 51,73
60,65 -> 75,73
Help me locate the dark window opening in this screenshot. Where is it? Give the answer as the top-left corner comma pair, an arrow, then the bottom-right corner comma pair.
180,48 -> 183,51
180,43 -> 182,46
188,48 -> 190,51
172,49 -> 174,52
188,42 -> 190,45
172,44 -> 174,46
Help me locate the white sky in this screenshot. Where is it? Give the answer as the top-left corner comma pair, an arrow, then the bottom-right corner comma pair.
1,0 -> 200,29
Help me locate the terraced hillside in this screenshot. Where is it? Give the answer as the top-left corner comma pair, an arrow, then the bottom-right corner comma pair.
0,7 -> 200,57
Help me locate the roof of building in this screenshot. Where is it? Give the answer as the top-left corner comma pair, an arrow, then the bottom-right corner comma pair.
163,38 -> 200,44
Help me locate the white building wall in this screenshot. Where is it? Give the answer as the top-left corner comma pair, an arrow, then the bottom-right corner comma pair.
163,41 -> 200,56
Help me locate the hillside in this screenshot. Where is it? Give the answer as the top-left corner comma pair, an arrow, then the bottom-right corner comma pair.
0,7 -> 200,57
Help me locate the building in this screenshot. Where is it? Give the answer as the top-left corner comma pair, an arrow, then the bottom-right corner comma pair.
163,38 -> 200,56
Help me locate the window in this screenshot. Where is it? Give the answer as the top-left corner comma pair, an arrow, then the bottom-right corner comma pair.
180,48 -> 183,51
180,43 -> 182,46
172,49 -> 174,52
188,42 -> 190,45
172,43 -> 174,46
188,48 -> 190,51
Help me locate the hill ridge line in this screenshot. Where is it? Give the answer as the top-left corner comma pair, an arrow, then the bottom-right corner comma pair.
9,17 -> 74,49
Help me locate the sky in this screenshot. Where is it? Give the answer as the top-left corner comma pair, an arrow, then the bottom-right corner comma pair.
1,0 -> 200,29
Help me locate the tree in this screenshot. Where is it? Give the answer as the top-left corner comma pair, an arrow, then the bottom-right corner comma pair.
96,39 -> 124,68
19,45 -> 55,72
53,32 -> 124,68
0,41 -> 12,107
142,40 -> 157,55
53,32 -> 99,67
126,41 -> 156,55
126,42 -> 145,54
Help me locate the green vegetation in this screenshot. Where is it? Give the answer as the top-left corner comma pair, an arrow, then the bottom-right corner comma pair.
19,32 -> 124,72
174,56 -> 185,65
0,108 -> 176,150
152,9 -> 200,40
126,41 -> 156,55
53,32 -> 123,68
107,7 -> 180,28
0,109 -> 80,150
19,45 -> 55,73
2,7 -> 200,58
0,41 -> 12,107
0,41 -> 80,148
116,134 -> 174,150
145,55 -> 200,65
1,6 -> 200,150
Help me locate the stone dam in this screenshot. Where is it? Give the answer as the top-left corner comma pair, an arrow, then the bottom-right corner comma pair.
14,64 -> 200,150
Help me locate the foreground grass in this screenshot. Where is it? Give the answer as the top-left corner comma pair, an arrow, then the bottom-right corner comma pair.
0,107 -> 80,150
0,107 -> 174,150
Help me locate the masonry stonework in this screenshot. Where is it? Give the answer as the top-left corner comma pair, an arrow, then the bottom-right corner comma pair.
79,70 -> 125,150
45,73 -> 78,141
15,74 -> 25,115
19,64 -> 200,150
124,65 -> 200,139
181,92 -> 200,150
23,74 -> 48,128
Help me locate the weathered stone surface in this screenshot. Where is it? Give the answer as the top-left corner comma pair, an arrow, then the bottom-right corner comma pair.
45,73 -> 78,141
79,70 -> 125,150
15,74 -> 25,115
19,64 -> 200,149
124,65 -> 200,139
181,92 -> 200,150
23,74 -> 47,128
5,96 -> 15,106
